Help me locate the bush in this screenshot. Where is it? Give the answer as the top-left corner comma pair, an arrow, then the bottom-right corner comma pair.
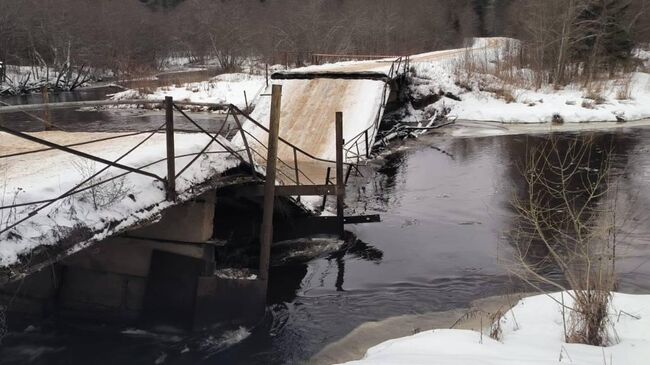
508,135 -> 617,346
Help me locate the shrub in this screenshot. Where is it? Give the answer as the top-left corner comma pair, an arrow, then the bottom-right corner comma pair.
508,135 -> 617,346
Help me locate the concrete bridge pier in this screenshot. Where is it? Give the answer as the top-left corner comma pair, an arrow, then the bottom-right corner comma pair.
0,189 -> 266,331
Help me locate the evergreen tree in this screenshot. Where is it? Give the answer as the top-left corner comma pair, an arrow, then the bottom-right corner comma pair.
140,0 -> 185,11
573,0 -> 635,67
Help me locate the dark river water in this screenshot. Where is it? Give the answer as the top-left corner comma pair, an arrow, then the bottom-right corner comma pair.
0,87 -> 226,133
2,91 -> 650,364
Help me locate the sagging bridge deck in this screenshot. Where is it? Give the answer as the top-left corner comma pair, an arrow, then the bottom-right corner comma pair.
0,54 -> 411,330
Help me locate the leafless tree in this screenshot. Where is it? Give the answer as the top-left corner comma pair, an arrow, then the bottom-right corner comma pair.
507,135 -> 618,346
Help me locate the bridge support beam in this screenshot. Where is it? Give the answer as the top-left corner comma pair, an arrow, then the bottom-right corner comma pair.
336,112 -> 345,239
165,96 -> 176,201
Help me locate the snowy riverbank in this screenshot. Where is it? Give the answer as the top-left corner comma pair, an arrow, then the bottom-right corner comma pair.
407,39 -> 650,125
110,73 -> 266,109
341,292 -> 650,365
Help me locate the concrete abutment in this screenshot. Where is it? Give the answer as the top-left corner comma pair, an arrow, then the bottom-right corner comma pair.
0,189 -> 266,331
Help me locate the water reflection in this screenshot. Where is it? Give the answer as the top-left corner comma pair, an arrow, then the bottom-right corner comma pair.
496,133 -> 645,290
4,127 -> 650,364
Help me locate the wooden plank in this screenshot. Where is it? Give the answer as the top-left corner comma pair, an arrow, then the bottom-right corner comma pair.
165,96 -> 176,201
271,71 -> 391,82
336,112 -> 345,238
344,214 -> 381,224
222,183 -> 337,197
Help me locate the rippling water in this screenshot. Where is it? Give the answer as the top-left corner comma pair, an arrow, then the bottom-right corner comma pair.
2,95 -> 650,364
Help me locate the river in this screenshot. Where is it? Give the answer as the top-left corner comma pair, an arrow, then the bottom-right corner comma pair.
1,92 -> 650,364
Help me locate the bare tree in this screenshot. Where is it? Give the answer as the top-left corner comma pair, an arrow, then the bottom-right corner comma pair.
507,135 -> 617,346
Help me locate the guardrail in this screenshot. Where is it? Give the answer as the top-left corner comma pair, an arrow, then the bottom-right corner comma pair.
0,98 -> 346,236
343,55 -> 410,162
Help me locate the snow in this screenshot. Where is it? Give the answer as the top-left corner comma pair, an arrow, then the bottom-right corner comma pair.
0,131 -> 241,268
243,78 -> 387,161
214,268 -> 258,280
341,292 -> 650,365
440,73 -> 650,123
410,39 -> 650,124
110,73 -> 266,109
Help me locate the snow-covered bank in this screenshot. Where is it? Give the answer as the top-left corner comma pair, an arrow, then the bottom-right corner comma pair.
0,131 -> 241,268
0,64 -> 100,95
312,293 -> 530,365
448,118 -> 650,138
340,292 -> 650,365
110,73 -> 266,109
408,39 -> 650,124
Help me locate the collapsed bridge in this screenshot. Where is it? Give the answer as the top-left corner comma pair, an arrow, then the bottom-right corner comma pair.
0,55 -> 410,330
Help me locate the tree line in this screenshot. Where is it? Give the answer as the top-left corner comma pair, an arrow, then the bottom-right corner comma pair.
0,0 -> 648,80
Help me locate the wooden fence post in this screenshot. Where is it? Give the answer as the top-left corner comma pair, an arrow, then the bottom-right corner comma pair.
336,112 -> 345,238
364,130 -> 370,158
259,84 -> 282,282
165,96 -> 176,201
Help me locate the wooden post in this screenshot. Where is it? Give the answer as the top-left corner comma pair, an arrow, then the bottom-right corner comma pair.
293,147 -> 300,202
165,96 -> 176,201
42,86 -> 51,131
243,91 -> 249,114
364,130 -> 370,158
259,85 -> 282,282
321,166 -> 331,211
336,112 -> 345,238
265,63 -> 269,88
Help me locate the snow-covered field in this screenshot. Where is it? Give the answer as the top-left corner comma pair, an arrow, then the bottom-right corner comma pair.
342,292 -> 650,365
111,73 -> 266,109
409,39 -> 650,124
0,131 -> 240,268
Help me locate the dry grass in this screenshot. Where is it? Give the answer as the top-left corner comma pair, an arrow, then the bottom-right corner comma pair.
71,159 -> 132,210
488,309 -> 504,341
567,291 -> 611,346
484,85 -> 516,103
584,81 -> 607,104
615,75 -> 633,100
452,41 -> 538,99
453,41 -> 643,104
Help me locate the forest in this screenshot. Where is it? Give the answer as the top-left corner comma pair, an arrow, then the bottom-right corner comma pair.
1,0 -> 649,81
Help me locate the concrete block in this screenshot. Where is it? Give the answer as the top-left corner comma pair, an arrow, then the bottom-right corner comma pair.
62,237 -> 209,278
57,266 -> 144,322
131,191 -> 216,243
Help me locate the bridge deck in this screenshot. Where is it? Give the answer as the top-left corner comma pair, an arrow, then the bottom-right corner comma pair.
0,130 -> 241,270
238,39 -> 505,186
